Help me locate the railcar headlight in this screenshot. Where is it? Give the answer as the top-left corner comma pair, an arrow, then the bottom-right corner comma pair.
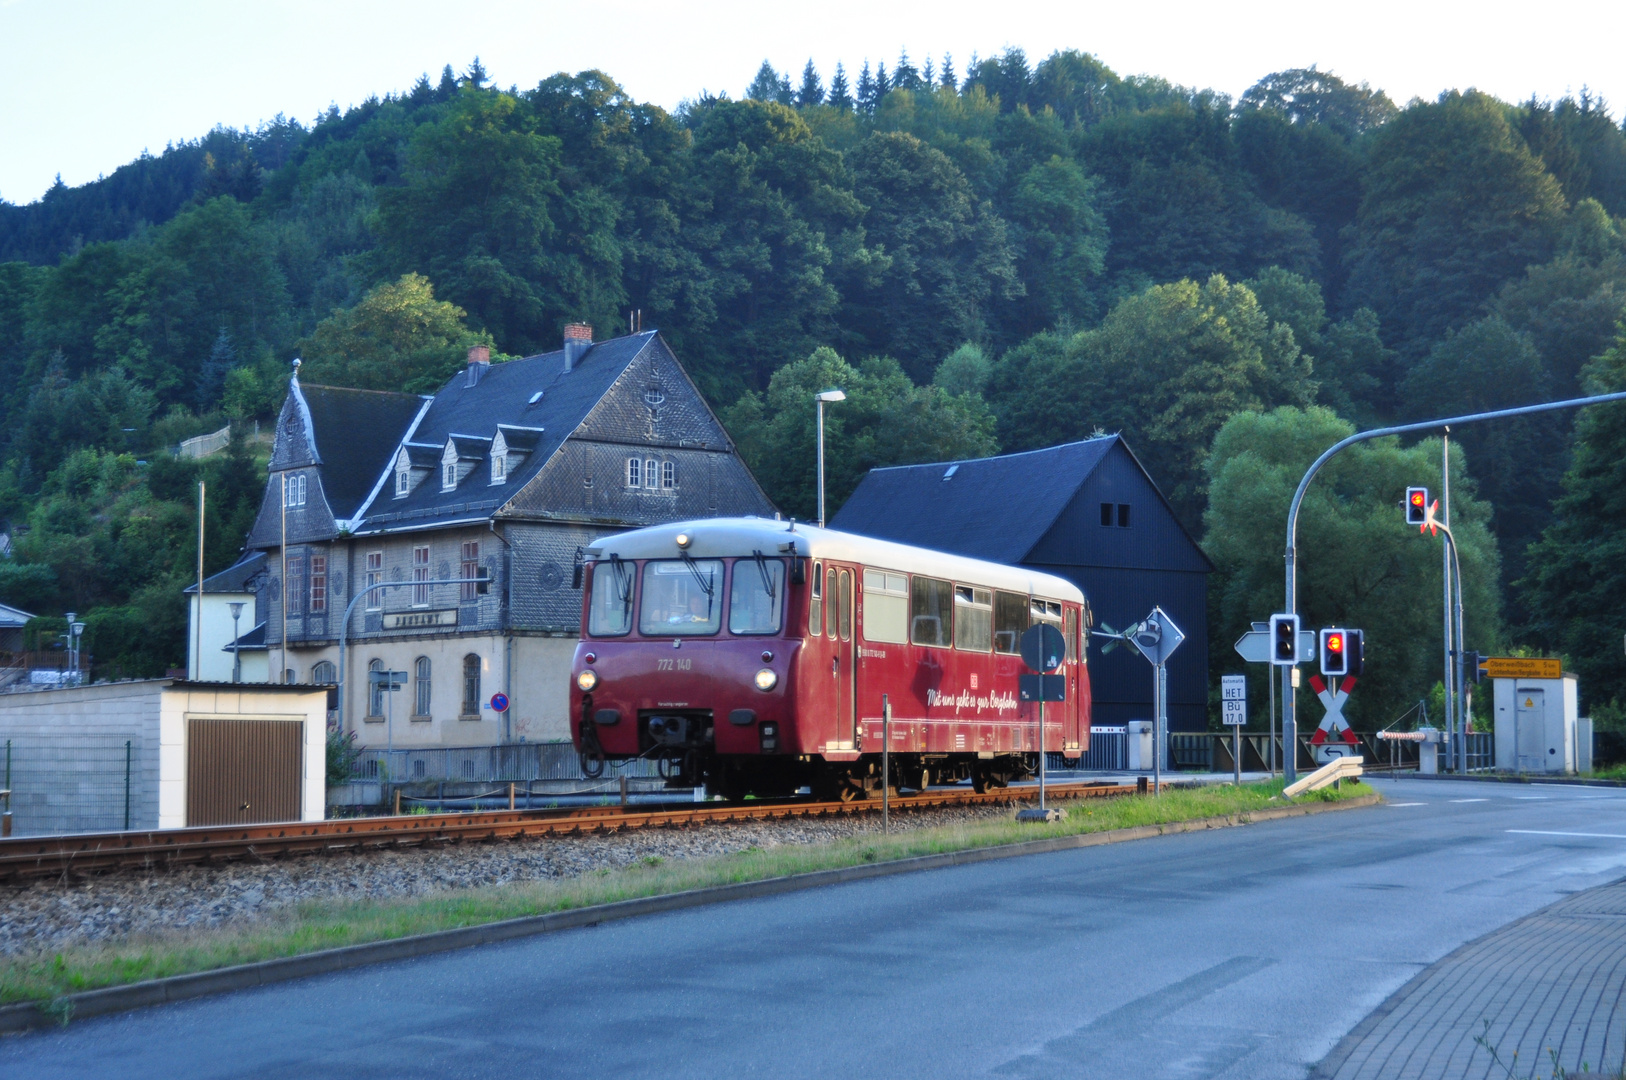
577,669 -> 598,692
753,668 -> 778,692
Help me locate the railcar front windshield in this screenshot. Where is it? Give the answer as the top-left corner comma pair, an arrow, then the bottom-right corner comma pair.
729,556 -> 784,634
587,559 -> 634,636
639,559 -> 723,635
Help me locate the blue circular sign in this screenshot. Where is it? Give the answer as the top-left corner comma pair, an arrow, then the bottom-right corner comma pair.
490,692 -> 509,713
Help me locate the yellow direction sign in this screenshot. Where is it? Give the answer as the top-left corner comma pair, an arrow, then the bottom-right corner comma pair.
1481,657 -> 1562,680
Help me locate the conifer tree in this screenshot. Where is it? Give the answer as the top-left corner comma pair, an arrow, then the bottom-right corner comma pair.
856,61 -> 875,112
746,60 -> 781,102
463,56 -> 491,89
196,327 -> 236,410
874,60 -> 891,100
940,53 -> 956,88
923,55 -> 935,87
828,63 -> 853,109
797,60 -> 824,106
894,50 -> 920,92
778,73 -> 794,105
436,64 -> 457,98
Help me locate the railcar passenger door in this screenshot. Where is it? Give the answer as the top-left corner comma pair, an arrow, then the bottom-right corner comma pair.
830,566 -> 856,748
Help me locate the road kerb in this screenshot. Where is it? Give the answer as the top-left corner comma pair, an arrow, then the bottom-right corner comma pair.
0,792 -> 1379,1034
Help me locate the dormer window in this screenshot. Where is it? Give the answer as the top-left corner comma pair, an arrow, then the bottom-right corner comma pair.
489,431 -> 510,485
443,461 -> 457,490
397,468 -> 410,496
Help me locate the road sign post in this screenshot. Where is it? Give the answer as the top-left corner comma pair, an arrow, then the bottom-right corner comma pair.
1222,675 -> 1246,786
1018,623 -> 1066,818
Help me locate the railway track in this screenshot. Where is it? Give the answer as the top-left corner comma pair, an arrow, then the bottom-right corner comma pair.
0,780 -> 1145,883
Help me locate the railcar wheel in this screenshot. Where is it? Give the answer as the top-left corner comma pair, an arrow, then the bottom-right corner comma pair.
838,782 -> 861,803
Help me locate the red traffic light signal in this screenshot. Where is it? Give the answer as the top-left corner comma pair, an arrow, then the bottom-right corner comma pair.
1406,487 -> 1429,527
1319,628 -> 1348,676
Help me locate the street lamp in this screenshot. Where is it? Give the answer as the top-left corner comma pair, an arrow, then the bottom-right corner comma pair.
814,388 -> 846,528
228,601 -> 246,684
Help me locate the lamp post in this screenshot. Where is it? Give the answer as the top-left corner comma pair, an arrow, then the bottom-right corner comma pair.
63,613 -> 86,686
814,388 -> 846,528
228,601 -> 245,684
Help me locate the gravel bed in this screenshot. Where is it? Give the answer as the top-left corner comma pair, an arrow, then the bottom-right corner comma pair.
1,800 -> 1026,955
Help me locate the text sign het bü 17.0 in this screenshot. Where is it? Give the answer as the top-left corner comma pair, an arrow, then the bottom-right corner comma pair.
1481,657 -> 1562,680
1221,675 -> 1246,725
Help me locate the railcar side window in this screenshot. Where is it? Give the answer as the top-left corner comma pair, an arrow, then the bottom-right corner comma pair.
993,591 -> 1028,653
861,569 -> 908,643
639,559 -> 723,636
838,569 -> 852,641
910,576 -> 953,648
587,560 -> 634,637
954,586 -> 992,652
808,562 -> 823,636
826,567 -> 839,638
729,557 -> 785,634
1033,599 -> 1064,647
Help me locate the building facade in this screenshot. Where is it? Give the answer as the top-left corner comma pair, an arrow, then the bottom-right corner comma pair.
189,327 -> 775,746
830,437 -> 1214,731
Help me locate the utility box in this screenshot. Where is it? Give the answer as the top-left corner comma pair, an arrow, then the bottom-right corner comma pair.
1417,727 -> 1440,774
1127,720 -> 1155,771
1494,674 -> 1580,774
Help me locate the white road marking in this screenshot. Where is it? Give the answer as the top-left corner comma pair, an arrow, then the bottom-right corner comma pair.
1387,802 -> 1425,807
1450,798 -> 1488,803
1514,796 -> 1549,800
1507,829 -> 1626,840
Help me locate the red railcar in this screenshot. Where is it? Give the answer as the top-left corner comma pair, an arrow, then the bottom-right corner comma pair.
570,518 -> 1091,800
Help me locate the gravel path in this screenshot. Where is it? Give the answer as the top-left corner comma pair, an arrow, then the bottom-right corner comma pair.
1,802 -> 1022,955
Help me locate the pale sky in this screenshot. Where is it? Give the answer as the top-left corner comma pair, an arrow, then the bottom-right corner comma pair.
2,0 -> 1624,206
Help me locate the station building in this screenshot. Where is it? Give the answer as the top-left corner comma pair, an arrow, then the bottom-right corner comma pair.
830,437 -> 1214,731
187,326 -> 775,747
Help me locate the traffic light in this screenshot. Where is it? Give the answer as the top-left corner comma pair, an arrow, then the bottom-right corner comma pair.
1269,613 -> 1300,666
1406,487 -> 1429,527
1461,649 -> 1485,684
1319,628 -> 1348,676
1346,629 -> 1365,677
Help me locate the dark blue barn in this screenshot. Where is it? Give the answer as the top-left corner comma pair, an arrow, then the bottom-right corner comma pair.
830,437 -> 1214,731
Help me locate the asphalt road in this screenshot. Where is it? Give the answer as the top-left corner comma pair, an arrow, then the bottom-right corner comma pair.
6,777 -> 1626,1080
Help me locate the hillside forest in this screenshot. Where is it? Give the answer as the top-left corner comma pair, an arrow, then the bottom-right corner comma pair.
3,52 -> 1626,731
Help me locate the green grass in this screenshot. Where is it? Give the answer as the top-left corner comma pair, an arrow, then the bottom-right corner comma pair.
1585,763 -> 1626,781
0,778 -> 1372,1008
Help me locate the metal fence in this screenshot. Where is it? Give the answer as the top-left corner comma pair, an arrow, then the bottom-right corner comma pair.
2,735 -> 143,836
349,742 -> 662,786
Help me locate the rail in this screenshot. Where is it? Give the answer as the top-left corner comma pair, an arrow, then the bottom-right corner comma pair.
0,779 -> 1146,882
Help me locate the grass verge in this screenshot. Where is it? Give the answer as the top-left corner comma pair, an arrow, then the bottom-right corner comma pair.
1,778 -> 1372,1006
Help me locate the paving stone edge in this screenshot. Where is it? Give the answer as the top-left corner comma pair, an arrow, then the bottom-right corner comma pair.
1308,868 -> 1626,1079
0,792 -> 1379,1035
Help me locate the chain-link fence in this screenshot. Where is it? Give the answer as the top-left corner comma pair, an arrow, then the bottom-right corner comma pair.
2,735 -> 145,837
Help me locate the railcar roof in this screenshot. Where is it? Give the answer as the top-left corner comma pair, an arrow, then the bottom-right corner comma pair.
586,518 -> 1086,603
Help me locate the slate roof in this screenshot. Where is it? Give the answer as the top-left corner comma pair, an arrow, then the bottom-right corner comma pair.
221,622 -> 267,652
0,602 -> 33,629
355,331 -> 660,532
300,386 -> 429,519
832,439 -> 1118,564
184,550 -> 268,595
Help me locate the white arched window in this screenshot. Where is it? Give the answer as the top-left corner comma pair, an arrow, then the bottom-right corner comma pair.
644,458 -> 658,489
462,654 -> 481,717
368,659 -> 385,717
626,457 -> 641,488
662,461 -> 676,489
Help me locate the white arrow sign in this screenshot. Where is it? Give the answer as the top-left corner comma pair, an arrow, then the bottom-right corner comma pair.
1234,629 -> 1317,664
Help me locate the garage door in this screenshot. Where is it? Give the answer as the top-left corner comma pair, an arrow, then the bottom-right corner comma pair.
186,718 -> 303,826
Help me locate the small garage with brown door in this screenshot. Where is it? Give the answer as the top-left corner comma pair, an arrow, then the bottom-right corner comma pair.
0,679 -> 328,835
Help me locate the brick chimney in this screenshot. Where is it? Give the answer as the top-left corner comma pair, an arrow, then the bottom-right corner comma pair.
465,344 -> 491,387
562,322 -> 593,372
